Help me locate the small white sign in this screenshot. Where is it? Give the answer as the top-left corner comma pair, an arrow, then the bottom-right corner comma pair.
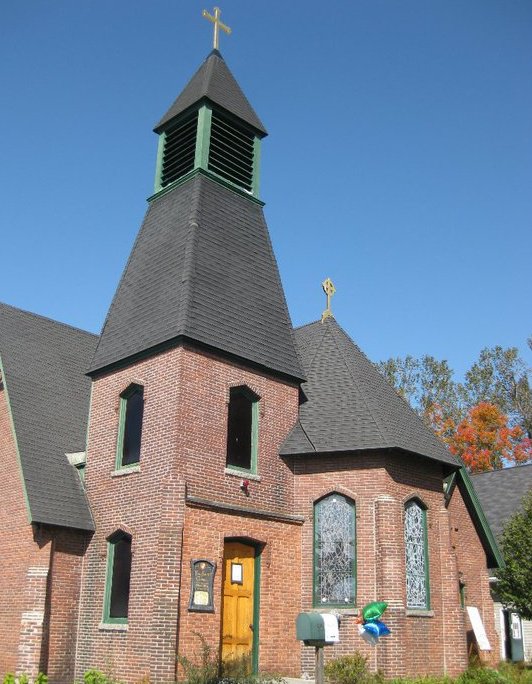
511,613 -> 522,640
231,562 -> 243,584
466,606 -> 491,651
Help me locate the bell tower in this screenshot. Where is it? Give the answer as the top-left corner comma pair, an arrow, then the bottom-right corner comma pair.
152,47 -> 266,200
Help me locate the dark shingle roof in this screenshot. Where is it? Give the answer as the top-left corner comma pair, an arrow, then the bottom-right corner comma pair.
280,318 -> 458,467
155,50 -> 267,135
471,464 -> 532,539
90,174 -> 303,381
0,303 -> 96,531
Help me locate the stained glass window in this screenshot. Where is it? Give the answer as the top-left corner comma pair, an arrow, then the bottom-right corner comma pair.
314,494 -> 356,606
404,500 -> 429,609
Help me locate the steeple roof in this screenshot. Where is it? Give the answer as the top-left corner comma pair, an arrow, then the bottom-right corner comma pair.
89,174 -> 304,381
155,50 -> 267,136
280,318 -> 459,468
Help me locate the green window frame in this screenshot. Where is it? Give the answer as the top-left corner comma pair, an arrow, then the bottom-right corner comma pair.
404,499 -> 430,609
313,493 -> 356,608
102,531 -> 132,625
115,384 -> 144,469
225,386 -> 259,474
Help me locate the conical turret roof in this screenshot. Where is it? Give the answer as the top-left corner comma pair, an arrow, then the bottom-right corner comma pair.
281,318 -> 458,468
155,50 -> 267,135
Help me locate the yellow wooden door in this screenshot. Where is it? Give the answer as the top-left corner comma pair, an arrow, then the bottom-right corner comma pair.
221,541 -> 255,669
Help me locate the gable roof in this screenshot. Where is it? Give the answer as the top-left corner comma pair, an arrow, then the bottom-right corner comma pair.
89,173 -> 304,382
0,302 -> 96,531
280,318 -> 458,468
155,49 -> 267,135
471,464 -> 532,539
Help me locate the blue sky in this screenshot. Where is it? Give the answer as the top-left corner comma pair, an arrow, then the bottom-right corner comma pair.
1,1 -> 530,378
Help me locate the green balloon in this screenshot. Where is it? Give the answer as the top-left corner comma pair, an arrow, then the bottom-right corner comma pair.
362,601 -> 387,622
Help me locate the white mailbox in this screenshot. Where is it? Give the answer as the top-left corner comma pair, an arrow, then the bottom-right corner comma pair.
322,613 -> 340,644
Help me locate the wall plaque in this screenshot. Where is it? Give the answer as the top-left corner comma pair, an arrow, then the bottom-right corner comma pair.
189,559 -> 216,612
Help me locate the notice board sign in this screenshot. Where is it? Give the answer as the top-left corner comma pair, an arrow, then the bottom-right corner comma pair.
189,560 -> 216,612
467,606 -> 491,651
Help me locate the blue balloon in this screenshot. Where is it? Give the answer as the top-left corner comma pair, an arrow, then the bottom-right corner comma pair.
363,622 -> 380,637
358,624 -> 379,646
374,620 -> 391,636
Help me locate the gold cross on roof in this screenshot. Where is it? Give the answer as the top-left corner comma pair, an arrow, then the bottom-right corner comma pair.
202,7 -> 232,51
321,278 -> 336,323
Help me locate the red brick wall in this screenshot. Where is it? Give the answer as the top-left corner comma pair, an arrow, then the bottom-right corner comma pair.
46,528 -> 89,684
74,338 -> 497,681
178,506 -> 302,676
76,344 -> 300,682
293,452 -> 469,678
448,483 -> 500,666
0,382 -> 51,677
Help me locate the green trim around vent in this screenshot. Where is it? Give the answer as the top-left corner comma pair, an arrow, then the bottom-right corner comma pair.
208,110 -> 255,193
154,101 -> 262,200
159,111 -> 198,189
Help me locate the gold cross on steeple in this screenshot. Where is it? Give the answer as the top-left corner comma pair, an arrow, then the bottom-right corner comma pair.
321,278 -> 336,323
202,7 -> 232,51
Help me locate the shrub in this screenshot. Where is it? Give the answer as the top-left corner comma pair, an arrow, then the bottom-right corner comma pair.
496,663 -> 532,684
388,678 -> 452,684
2,676 -> 47,684
325,653 -> 374,684
457,667 -> 508,684
177,633 -> 283,684
177,635 -> 219,684
84,671 -> 117,684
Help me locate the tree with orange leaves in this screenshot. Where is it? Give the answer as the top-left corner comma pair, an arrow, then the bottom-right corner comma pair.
433,401 -> 532,473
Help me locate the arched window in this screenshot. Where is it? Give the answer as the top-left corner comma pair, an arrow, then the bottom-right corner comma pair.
226,386 -> 259,473
116,384 -> 144,468
314,494 -> 356,607
103,532 -> 132,624
404,499 -> 430,609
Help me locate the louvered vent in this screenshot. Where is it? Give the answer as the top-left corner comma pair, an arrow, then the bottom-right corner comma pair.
208,111 -> 254,192
161,112 -> 198,187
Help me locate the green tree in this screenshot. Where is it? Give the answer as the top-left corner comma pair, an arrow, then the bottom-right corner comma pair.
496,490 -> 532,620
377,355 -> 461,424
462,346 -> 532,438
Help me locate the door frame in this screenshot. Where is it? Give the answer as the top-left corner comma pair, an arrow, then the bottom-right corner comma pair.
222,537 -> 263,675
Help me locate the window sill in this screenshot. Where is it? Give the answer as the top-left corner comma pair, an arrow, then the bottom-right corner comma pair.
406,609 -> 434,618
224,468 -> 261,482
98,622 -> 128,631
112,465 -> 140,478
310,607 -> 358,616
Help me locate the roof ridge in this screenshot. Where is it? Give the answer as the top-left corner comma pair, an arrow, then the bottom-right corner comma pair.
473,462 -> 532,477
203,50 -> 217,89
328,322 -> 390,445
304,321 -> 330,380
177,177 -> 203,332
293,319 -> 322,332
0,301 -> 97,338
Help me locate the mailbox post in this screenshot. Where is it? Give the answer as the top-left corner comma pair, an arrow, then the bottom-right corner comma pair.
296,613 -> 339,684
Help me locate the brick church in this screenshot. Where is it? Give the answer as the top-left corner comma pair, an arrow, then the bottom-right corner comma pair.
0,28 -> 504,684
